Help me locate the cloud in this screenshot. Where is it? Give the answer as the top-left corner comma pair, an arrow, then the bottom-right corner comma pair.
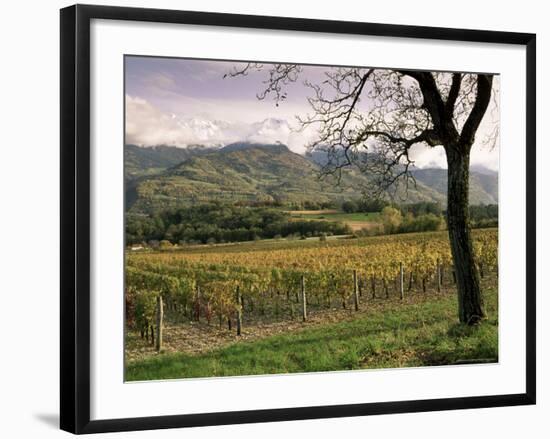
126,93 -> 499,171
126,95 -> 191,146
408,144 -> 447,169
125,95 -> 316,152
408,140 -> 499,172
143,72 -> 176,89
125,57 -> 499,171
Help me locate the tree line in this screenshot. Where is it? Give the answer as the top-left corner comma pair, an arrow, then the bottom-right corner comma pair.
126,203 -> 351,245
126,201 -> 497,247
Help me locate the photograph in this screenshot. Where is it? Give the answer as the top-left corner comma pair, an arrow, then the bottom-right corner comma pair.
123,56 -> 500,381
0,0 -> 542,436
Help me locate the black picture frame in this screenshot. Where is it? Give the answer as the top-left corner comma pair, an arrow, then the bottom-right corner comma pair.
60,4 -> 536,434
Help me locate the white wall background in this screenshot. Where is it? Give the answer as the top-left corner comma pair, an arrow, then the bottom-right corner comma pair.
0,0 -> 546,437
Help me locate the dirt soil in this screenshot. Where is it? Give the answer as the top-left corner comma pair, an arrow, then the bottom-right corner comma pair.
347,221 -> 382,232
287,209 -> 339,215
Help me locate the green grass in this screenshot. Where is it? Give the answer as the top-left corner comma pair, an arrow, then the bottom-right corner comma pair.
126,287 -> 498,381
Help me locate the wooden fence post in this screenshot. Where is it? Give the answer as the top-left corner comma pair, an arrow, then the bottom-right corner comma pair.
301,275 -> 307,322
436,259 -> 441,293
196,285 -> 201,322
399,262 -> 404,300
155,295 -> 163,352
236,286 -> 242,336
353,270 -> 359,311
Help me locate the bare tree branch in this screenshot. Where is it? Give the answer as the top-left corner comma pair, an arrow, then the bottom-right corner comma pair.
227,63 -> 495,200
445,73 -> 462,118
459,74 -> 494,147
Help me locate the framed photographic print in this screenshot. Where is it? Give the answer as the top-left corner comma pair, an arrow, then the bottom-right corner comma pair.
60,4 -> 536,434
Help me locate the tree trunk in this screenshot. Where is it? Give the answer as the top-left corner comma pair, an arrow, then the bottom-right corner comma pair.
446,148 -> 485,324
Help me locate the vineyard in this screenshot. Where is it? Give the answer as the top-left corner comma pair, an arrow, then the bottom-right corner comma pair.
125,229 -> 498,363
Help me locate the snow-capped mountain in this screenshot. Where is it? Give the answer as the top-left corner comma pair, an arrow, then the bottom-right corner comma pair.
137,116 -> 295,150
173,117 -> 233,145
247,118 -> 292,144
125,95 -> 314,153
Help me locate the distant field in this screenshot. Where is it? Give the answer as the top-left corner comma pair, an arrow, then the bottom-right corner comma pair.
289,211 -> 380,221
154,228 -> 495,255
288,209 -> 339,215
288,210 -> 381,231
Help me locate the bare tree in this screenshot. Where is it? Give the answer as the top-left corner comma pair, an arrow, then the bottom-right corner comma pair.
229,63 -> 497,325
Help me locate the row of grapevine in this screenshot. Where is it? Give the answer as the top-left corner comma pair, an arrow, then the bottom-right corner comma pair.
125,230 -> 498,348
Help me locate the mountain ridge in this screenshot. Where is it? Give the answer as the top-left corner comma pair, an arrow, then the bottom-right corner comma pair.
125,143 -> 498,213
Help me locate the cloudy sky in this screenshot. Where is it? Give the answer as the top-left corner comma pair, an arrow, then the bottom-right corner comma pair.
125,56 -> 499,171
